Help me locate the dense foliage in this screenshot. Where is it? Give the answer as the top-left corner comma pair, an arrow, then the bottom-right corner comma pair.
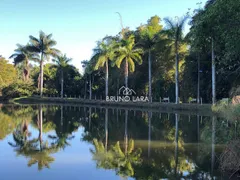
0,57 -> 17,92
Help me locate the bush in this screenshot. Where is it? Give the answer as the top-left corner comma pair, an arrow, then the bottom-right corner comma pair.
2,81 -> 36,99
212,100 -> 240,121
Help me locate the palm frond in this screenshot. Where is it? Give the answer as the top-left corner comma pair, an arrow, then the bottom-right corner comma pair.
94,55 -> 106,70
164,17 -> 176,30
114,54 -> 125,68
29,35 -> 40,44
128,58 -> 135,72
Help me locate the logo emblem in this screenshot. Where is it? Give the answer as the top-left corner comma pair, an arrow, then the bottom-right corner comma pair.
119,86 -> 136,96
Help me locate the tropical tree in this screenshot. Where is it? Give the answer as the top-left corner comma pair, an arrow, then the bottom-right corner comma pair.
138,16 -> 163,102
0,57 -> 17,90
9,44 -> 39,81
52,54 -> 72,98
114,35 -> 143,88
93,37 -> 117,98
164,16 -> 188,104
27,31 -> 60,97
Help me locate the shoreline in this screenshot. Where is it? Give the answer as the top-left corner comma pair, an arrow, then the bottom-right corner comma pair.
10,96 -> 215,116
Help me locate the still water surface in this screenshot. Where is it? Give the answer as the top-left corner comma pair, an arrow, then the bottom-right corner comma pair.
0,104 -> 238,179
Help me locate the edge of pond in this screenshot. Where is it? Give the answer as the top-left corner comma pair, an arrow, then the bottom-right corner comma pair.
11,96 -> 216,117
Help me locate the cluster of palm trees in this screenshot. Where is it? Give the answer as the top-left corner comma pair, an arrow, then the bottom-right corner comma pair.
10,15 -> 190,104
92,35 -> 143,96
91,16 -> 188,104
10,31 -> 71,98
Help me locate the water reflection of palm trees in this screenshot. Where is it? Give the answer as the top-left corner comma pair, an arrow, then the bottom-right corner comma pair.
91,108 -> 142,178
48,105 -> 75,150
105,108 -> 108,151
91,138 -> 142,178
9,105 -> 58,170
8,105 -> 77,170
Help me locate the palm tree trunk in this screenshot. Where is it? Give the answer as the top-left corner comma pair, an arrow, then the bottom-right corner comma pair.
117,78 -> 119,96
174,113 -> 179,176
61,70 -> 64,98
148,50 -> 152,102
84,79 -> 87,99
197,54 -> 200,104
89,74 -> 92,100
40,53 -> 44,97
212,38 -> 216,105
148,112 -> 152,157
124,109 -> 128,154
61,105 -> 63,126
125,59 -> 128,88
175,45 -> 179,104
89,107 -> 92,129
105,60 -> 109,99
105,108 -> 108,151
38,105 -> 43,151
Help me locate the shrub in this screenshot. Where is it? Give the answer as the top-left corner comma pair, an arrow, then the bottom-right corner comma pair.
2,81 -> 36,99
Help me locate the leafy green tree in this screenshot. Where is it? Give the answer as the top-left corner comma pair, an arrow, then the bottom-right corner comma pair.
187,0 -> 240,102
1,80 -> 36,99
27,31 -> 60,97
9,44 -> 39,81
0,57 -> 17,91
53,54 -> 72,98
164,16 -> 188,104
114,35 -> 143,88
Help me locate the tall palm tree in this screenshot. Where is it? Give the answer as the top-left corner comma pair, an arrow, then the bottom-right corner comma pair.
138,16 -> 163,102
53,54 -> 72,98
9,44 -> 39,81
27,31 -> 60,97
164,16 -> 188,104
138,32 -> 161,102
114,35 -> 143,88
93,38 -> 116,98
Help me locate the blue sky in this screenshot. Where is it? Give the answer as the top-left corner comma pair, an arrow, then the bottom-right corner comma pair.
0,0 -> 206,73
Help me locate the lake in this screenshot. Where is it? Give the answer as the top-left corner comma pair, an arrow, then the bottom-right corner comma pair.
0,104 -> 238,179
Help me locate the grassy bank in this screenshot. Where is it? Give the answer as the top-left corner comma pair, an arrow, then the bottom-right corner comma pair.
212,102 -> 240,121
12,96 -> 214,116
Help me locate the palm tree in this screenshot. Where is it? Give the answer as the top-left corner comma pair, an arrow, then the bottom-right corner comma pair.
52,54 -> 72,98
138,16 -> 163,102
9,44 -> 39,81
164,16 -> 188,104
141,36 -> 156,103
93,38 -> 116,98
27,31 -> 60,97
114,35 -> 143,88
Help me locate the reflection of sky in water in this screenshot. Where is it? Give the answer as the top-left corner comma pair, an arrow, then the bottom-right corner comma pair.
0,127 -> 121,180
